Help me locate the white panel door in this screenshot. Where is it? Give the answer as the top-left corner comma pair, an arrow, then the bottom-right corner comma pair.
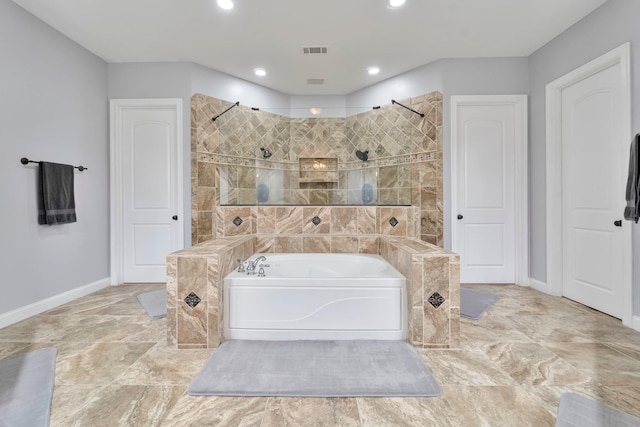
121,106 -> 181,282
454,103 -> 516,283
561,63 -> 625,317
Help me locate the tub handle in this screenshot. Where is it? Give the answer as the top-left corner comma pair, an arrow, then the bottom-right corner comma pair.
258,267 -> 266,277
237,259 -> 246,273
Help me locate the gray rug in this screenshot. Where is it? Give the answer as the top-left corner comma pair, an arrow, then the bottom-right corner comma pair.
460,287 -> 498,319
188,340 -> 441,397
555,392 -> 640,427
0,347 -> 57,427
136,290 -> 167,319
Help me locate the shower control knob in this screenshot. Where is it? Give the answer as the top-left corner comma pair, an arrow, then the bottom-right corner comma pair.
457,215 -> 463,220
172,215 -> 178,220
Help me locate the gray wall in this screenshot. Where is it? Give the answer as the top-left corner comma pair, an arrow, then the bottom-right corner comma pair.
0,0 -> 109,314
528,0 -> 640,311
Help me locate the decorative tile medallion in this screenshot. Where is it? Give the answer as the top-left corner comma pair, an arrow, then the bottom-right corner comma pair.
232,216 -> 243,227
428,291 -> 445,309
389,217 -> 399,227
184,292 -> 201,308
312,216 -> 322,226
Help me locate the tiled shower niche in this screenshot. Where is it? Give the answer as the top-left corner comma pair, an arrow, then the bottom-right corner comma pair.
191,92 -> 443,245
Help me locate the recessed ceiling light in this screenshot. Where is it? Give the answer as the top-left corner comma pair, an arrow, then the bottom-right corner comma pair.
367,66 -> 380,75
388,0 -> 406,8
253,68 -> 266,77
309,107 -> 323,115
217,0 -> 233,10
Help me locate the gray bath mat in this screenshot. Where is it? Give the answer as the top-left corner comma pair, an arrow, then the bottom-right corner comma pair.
555,392 -> 640,427
188,340 -> 441,397
136,290 -> 167,319
0,347 -> 57,427
460,287 -> 498,319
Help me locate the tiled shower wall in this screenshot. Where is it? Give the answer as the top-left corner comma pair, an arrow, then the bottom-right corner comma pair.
191,92 -> 443,245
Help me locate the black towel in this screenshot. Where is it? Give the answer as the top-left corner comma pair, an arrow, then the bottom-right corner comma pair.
624,134 -> 640,223
38,161 -> 77,225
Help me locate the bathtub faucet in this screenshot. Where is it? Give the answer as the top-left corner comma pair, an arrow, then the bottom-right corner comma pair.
246,256 -> 267,274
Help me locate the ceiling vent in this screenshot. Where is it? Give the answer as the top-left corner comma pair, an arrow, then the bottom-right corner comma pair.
307,79 -> 325,85
302,46 -> 328,55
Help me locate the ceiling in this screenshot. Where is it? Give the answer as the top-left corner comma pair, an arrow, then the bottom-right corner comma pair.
12,0 -> 607,95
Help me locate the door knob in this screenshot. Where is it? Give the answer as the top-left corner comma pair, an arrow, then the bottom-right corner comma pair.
172,215 -> 178,221
457,214 -> 463,220
614,220 -> 622,227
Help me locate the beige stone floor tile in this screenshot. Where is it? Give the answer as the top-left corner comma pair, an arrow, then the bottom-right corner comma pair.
606,342 -> 640,361
571,321 -> 640,348
483,343 -> 593,386
50,384 -> 183,427
262,397 -> 361,427
114,342 -> 213,386
44,294 -> 129,316
355,396 -> 440,427
57,315 -> 166,343
523,385 -> 640,419
418,348 -> 517,386
8,342 -> 154,388
357,386 -> 555,427
0,314 -> 84,342
459,315 -> 535,347
508,314 -> 596,344
33,341 -> 154,385
544,342 -> 640,386
161,395 -> 267,426
45,284 -> 164,317
75,296 -> 154,316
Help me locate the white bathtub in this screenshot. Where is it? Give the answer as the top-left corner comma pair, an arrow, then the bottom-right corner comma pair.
224,253 -> 406,340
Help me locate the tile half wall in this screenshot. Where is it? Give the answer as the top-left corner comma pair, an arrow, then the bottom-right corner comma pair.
167,233 -> 459,350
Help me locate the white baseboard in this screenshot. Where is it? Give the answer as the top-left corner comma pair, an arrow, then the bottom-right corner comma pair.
633,316 -> 640,333
0,277 -> 110,329
528,277 -> 548,293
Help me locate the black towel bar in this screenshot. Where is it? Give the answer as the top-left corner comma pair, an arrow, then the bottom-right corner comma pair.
20,157 -> 87,171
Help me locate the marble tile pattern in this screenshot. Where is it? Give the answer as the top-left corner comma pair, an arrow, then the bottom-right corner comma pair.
213,205 -> 420,246
190,92 -> 443,246
166,236 -> 255,349
2,283 -> 640,425
379,237 -> 460,348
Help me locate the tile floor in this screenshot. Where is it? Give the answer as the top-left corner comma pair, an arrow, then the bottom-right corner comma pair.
1,283 -> 640,426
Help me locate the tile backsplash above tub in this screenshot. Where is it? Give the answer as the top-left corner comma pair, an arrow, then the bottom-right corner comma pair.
211,205 -> 420,254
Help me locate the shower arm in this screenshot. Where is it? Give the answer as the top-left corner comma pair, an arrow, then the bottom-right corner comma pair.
391,99 -> 424,118
212,101 -> 240,122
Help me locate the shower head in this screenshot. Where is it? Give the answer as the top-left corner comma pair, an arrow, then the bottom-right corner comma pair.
355,150 -> 369,162
260,147 -> 272,158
